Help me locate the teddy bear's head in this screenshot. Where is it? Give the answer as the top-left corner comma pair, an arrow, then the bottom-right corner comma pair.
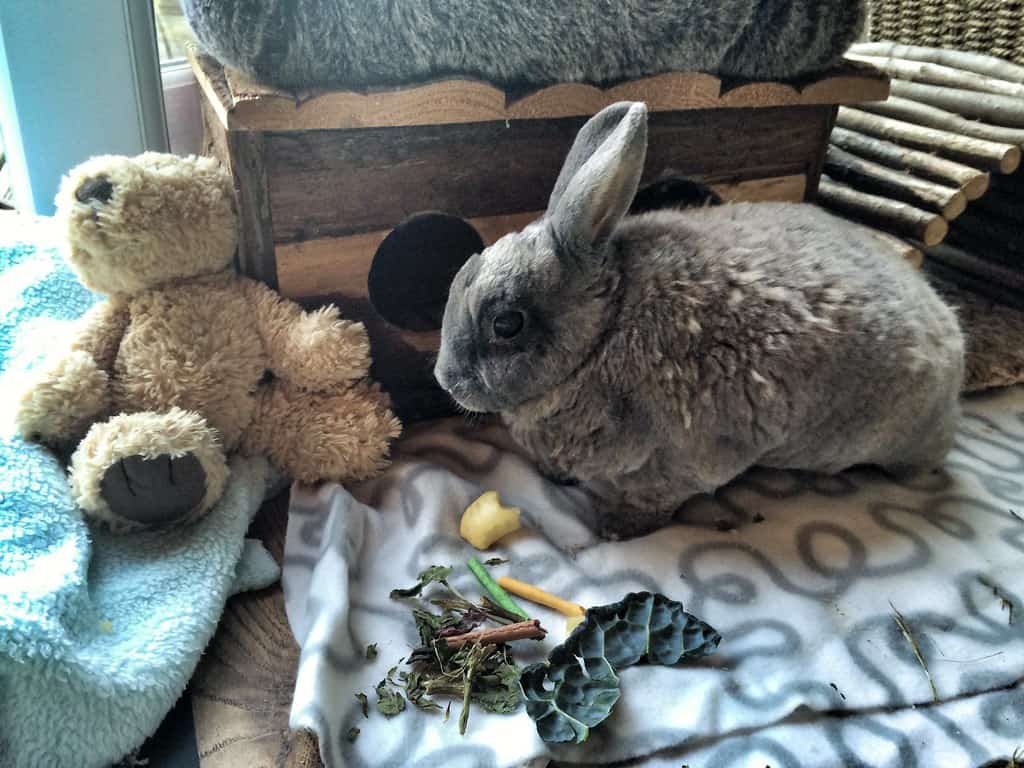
55,153 -> 237,295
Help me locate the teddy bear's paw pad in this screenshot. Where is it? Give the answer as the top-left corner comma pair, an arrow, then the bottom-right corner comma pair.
99,453 -> 207,526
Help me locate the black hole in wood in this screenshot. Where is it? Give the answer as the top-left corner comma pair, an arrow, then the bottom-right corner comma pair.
630,176 -> 722,214
368,212 -> 484,332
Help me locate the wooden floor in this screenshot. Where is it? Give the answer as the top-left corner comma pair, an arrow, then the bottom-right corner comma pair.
188,490 -> 323,768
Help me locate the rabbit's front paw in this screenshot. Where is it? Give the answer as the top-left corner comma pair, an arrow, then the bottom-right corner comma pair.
596,502 -> 677,541
539,465 -> 580,486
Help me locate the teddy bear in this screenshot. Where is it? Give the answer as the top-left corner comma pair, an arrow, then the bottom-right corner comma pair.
15,152 -> 401,530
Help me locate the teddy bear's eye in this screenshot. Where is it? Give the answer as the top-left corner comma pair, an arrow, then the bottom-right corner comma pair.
493,310 -> 524,339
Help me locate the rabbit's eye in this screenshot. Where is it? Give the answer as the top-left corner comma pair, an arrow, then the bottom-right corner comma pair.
493,310 -> 524,339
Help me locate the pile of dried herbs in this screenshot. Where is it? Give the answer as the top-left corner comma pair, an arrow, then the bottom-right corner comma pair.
363,567 -> 724,746
373,565 -> 534,734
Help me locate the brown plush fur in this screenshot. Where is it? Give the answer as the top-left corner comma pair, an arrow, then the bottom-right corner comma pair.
16,153 -> 400,529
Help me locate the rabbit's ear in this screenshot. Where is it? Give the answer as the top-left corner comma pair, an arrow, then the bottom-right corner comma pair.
547,102 -> 648,256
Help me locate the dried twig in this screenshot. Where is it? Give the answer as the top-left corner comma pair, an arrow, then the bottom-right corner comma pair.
978,576 -> 1015,625
817,176 -> 948,246
830,126 -> 990,199
836,107 -> 1021,174
444,619 -> 546,649
847,54 -> 1024,98
825,144 -> 967,219
859,96 -> 1024,147
890,601 -> 938,702
850,43 -> 1024,84
924,243 -> 1024,297
890,79 -> 1024,129
935,650 -> 1004,664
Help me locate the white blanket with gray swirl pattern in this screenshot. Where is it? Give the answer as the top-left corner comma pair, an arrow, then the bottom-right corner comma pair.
283,387 -> 1024,768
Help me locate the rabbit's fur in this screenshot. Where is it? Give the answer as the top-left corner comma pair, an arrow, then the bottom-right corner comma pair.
182,0 -> 865,91
435,103 -> 965,539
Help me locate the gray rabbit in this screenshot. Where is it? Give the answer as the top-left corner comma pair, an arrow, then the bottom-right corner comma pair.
435,102 -> 965,539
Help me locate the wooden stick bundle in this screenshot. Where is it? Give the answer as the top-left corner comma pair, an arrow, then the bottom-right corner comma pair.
925,243 -> 1024,292
947,232 -> 1021,271
867,230 -> 924,269
824,145 -> 966,219
858,97 -> 1024,148
992,171 -> 1024,198
925,258 -> 1024,311
889,80 -> 1024,129
847,54 -> 1024,98
850,43 -> 1024,84
838,43 -> 1024,309
829,126 -> 990,199
835,108 -> 1021,174
948,212 -> 1024,256
972,187 -> 1024,221
817,176 -> 948,246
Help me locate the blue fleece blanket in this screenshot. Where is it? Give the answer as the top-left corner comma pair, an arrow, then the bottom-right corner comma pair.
0,217 -> 281,768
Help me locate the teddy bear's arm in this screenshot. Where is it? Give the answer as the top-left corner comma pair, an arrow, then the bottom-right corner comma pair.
69,300 -> 130,371
240,277 -> 371,390
15,301 -> 129,445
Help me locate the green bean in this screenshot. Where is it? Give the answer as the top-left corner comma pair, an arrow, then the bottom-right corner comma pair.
466,557 -> 530,621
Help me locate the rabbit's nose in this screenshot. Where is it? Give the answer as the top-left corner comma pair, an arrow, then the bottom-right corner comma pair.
75,176 -> 114,204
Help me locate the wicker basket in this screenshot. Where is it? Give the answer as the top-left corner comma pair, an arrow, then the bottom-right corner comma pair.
868,0 -> 1024,65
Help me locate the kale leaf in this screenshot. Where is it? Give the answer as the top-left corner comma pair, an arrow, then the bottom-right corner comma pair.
520,592 -> 721,743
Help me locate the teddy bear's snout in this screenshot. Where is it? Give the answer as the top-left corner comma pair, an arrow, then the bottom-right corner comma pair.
75,176 -> 114,205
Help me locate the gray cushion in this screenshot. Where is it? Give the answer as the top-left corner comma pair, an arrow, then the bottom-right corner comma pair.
182,0 -> 866,91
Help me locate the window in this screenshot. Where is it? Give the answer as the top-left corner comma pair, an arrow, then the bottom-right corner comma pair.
1,130 -> 12,211
153,1 -> 203,156
154,0 -> 195,66
0,4 -> 169,215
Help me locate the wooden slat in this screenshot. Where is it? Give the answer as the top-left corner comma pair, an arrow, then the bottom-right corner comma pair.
807,105 -> 839,198
276,211 -> 540,301
190,48 -> 232,130
274,173 -> 807,300
711,173 -> 807,202
801,73 -> 891,105
189,48 -> 888,131
227,131 -> 278,289
265,106 -> 828,243
200,95 -> 231,169
607,72 -> 722,111
720,81 -> 801,108
508,73 -> 724,119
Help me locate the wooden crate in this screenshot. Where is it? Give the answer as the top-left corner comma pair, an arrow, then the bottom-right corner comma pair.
192,50 -> 888,419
